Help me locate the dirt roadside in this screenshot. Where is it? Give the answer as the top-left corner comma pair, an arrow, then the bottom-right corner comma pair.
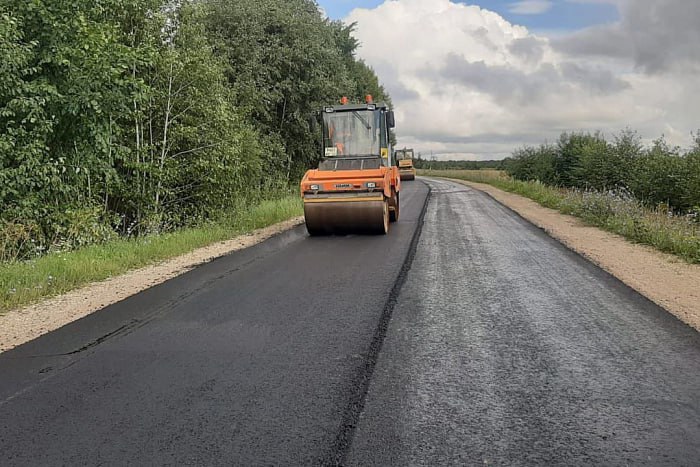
0,217 -> 304,353
446,178 -> 700,332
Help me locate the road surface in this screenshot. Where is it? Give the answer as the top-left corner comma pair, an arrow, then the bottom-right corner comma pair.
348,178 -> 700,465
1,178 -> 698,465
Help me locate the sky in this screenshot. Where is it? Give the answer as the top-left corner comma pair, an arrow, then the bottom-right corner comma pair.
316,0 -> 700,160
319,0 -> 619,33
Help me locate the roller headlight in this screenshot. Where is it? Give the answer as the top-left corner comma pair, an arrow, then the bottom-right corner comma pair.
366,182 -> 377,189
310,184 -> 320,191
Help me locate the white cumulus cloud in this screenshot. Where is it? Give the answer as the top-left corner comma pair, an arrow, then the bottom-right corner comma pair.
346,0 -> 700,160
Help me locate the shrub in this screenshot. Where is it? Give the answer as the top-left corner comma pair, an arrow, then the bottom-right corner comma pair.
507,130 -> 699,215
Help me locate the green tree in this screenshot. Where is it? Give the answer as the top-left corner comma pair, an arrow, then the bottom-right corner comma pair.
0,8 -> 58,229
574,132 -> 614,191
626,136 -> 687,209
683,132 -> 700,210
506,144 -> 558,185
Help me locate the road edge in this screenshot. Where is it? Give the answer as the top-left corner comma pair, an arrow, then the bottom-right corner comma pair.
436,177 -> 700,333
0,217 -> 305,353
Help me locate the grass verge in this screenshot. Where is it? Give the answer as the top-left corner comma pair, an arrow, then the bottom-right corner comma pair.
0,196 -> 303,313
420,169 -> 700,264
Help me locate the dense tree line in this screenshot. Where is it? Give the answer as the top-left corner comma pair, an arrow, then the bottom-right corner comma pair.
413,158 -> 506,170
0,0 -> 392,259
504,130 -> 700,213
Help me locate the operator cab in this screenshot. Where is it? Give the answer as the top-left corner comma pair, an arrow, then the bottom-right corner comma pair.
319,98 -> 395,171
396,149 -> 414,161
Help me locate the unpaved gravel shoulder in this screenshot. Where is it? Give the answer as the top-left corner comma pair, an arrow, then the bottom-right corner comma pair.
0,217 -> 304,353
444,178 -> 700,332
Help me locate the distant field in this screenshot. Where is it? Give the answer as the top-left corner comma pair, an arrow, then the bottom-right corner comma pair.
420,169 -> 700,264
418,169 -> 507,184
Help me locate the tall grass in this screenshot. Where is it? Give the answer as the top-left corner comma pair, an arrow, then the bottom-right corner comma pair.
0,196 -> 303,312
421,169 -> 700,264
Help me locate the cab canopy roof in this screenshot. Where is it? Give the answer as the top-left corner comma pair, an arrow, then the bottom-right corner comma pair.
324,102 -> 389,113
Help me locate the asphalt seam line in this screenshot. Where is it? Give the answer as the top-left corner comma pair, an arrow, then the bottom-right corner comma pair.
329,182 -> 433,466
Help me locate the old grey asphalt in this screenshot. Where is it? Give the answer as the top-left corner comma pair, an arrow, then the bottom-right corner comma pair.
1,177 -> 699,466
348,178 -> 700,466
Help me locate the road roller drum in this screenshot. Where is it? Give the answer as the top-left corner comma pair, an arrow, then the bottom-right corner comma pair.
304,195 -> 388,235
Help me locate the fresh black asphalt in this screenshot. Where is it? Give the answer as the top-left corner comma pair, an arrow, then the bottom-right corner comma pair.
0,182 -> 428,465
1,177 -> 699,465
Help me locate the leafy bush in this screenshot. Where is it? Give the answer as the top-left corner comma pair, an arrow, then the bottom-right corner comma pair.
0,220 -> 42,262
506,129 -> 700,214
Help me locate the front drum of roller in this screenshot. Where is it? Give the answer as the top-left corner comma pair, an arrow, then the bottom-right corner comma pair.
304,198 -> 388,235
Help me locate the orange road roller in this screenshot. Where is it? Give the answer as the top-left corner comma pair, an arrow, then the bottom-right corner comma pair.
301,96 -> 400,235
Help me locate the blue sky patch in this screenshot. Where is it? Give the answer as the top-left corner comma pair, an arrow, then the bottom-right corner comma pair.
317,0 -> 620,32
